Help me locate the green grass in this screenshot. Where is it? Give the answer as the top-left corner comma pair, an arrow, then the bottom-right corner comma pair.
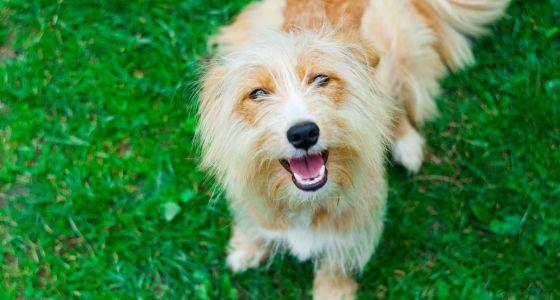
0,0 -> 558,298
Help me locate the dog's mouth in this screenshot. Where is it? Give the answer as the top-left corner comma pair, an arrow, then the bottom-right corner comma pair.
280,151 -> 329,192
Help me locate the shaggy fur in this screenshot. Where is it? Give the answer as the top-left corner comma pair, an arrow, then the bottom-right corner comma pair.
199,0 -> 509,299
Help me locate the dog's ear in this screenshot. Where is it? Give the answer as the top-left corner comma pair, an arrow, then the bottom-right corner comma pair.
197,65 -> 227,168
362,42 -> 380,70
198,65 -> 228,128
201,65 -> 225,104
354,43 -> 380,71
350,35 -> 380,71
334,32 -> 380,70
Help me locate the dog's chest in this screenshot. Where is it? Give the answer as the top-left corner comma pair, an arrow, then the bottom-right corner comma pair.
259,210 -> 338,261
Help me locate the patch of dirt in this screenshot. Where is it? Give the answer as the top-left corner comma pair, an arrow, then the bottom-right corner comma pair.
0,100 -> 9,115
0,8 -> 15,64
0,185 -> 29,207
0,36 -> 15,65
0,42 -> 14,62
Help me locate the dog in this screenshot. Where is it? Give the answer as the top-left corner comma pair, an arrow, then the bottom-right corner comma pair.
198,1 -> 509,298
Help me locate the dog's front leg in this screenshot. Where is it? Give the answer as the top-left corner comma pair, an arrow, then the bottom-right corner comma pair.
226,225 -> 269,273
313,263 -> 358,300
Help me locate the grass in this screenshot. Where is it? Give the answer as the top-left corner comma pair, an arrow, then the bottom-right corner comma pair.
0,0 -> 558,298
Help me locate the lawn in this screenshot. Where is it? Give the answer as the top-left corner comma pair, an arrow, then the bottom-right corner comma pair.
0,0 -> 558,298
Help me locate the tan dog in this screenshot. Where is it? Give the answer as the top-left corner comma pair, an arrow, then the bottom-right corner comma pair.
198,1 -> 508,298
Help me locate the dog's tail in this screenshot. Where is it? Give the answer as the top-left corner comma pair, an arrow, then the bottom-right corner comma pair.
415,0 -> 510,70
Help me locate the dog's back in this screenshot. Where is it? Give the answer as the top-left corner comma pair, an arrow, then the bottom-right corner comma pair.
361,0 -> 509,123
213,0 -> 509,67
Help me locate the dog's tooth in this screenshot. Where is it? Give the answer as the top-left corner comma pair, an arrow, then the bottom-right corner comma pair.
293,164 -> 327,187
294,173 -> 304,183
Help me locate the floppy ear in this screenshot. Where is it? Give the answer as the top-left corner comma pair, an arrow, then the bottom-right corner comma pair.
354,43 -> 380,71
350,35 -> 380,71
200,65 -> 226,114
334,32 -> 380,70
197,64 -> 228,173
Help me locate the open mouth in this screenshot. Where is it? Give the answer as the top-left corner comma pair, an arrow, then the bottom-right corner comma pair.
280,151 -> 328,192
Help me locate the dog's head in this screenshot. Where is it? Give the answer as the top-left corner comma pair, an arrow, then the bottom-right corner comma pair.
199,31 -> 393,204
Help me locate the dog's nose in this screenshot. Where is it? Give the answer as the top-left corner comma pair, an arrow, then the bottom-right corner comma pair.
287,122 -> 320,150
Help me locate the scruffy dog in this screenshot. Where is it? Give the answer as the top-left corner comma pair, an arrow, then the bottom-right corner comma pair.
198,0 -> 508,298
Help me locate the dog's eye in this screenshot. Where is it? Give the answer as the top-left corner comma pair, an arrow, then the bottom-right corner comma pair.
249,89 -> 270,101
311,74 -> 330,87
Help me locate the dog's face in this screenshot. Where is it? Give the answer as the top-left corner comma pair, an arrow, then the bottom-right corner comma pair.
199,31 -> 392,204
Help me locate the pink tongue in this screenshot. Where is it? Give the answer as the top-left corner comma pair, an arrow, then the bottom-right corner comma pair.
289,154 -> 324,180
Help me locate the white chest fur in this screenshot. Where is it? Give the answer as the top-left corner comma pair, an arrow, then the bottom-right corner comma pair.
258,210 -> 345,261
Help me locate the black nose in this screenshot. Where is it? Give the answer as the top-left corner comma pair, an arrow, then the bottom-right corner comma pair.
287,122 -> 320,150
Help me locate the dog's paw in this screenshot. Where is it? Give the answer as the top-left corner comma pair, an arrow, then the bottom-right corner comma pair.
313,269 -> 358,300
392,128 -> 424,173
226,246 -> 267,273
313,283 -> 357,300
226,227 -> 268,273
